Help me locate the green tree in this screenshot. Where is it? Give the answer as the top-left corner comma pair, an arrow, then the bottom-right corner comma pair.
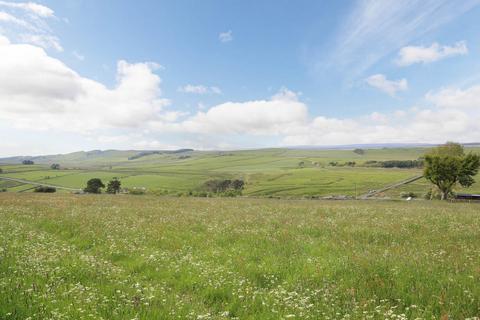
106,178 -> 121,194
84,178 -> 105,194
50,163 -> 60,170
424,142 -> 480,200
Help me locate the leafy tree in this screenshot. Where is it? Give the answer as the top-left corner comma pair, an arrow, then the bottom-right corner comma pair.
231,179 -> 245,190
106,178 -> 122,194
353,148 -> 365,155
22,160 -> 34,165
0,168 -> 3,173
84,178 -> 105,194
50,163 -> 60,170
424,142 -> 480,200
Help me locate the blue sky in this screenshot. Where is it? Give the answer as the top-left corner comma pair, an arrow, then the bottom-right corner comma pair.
1,0 -> 480,156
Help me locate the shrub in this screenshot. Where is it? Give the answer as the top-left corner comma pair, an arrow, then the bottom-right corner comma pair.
400,191 -> 417,199
34,186 -> 56,193
0,188 -> 6,192
364,160 -> 423,168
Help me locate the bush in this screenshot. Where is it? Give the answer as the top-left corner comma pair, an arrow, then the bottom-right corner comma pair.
364,160 -> 423,168
34,186 -> 56,193
353,148 -> 365,155
22,160 -> 34,165
0,188 -> 6,192
400,191 -> 417,199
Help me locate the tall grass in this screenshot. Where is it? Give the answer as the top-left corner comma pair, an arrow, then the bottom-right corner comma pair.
1,194 -> 479,319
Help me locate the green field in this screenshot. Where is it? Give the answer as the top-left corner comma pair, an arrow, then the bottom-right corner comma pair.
1,147 -> 479,198
1,194 -> 479,319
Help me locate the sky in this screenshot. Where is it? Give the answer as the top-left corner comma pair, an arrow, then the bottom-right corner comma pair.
1,0 -> 480,156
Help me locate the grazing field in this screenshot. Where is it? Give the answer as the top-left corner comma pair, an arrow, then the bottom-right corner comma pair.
1,193 -> 479,319
1,147 -> 479,198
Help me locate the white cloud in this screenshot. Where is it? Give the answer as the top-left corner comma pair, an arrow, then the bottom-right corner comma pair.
0,36 -> 171,133
365,74 -> 408,96
0,11 -> 28,27
178,84 -> 222,95
0,1 -> 55,17
426,85 -> 480,109
0,1 -> 61,51
329,0 -> 480,76
396,41 -> 468,66
219,30 -> 233,43
19,33 -> 62,51
169,88 -> 308,135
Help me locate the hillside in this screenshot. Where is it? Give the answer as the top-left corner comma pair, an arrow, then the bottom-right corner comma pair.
1,147 -> 479,198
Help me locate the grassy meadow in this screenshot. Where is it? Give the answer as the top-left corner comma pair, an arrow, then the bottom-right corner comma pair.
2,147 -> 480,198
0,147 -> 446,197
1,193 -> 479,319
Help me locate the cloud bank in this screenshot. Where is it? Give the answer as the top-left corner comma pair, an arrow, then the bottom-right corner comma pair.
1,32 -> 480,152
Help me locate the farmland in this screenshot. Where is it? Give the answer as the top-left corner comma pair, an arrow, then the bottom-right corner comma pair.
1,194 -> 479,319
2,147 -> 479,198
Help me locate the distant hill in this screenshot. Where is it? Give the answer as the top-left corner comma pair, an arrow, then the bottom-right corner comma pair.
0,149 -> 194,166
1,143 -> 479,167
288,142 -> 480,150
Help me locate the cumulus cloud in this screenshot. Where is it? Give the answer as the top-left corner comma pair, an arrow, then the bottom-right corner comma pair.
219,30 -> 233,43
168,88 -> 308,135
426,85 -> 480,109
0,36 -> 171,133
365,74 -> 408,96
396,41 -> 468,66
2,26 -> 480,154
178,84 -> 222,95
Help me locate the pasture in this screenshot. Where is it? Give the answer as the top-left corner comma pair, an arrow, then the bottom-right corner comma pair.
1,194 -> 479,319
1,147 -> 479,198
